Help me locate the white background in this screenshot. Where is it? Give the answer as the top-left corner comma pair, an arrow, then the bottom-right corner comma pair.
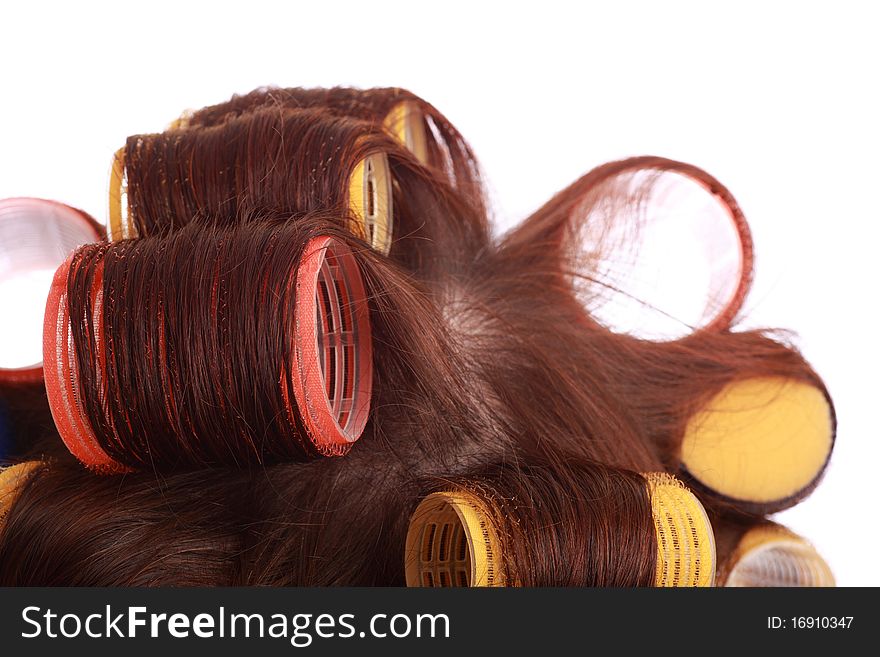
1,1 -> 876,585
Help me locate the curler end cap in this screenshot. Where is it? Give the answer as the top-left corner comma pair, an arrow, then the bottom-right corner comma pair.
383,101 -> 429,165
289,236 -> 373,455
348,154 -> 393,255
0,460 -> 42,524
680,377 -> 834,510
42,255 -> 129,474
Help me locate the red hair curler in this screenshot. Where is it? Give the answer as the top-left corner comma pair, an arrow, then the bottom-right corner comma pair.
45,233 -> 372,471
282,236 -> 373,454
43,254 -> 125,473
0,198 -> 101,385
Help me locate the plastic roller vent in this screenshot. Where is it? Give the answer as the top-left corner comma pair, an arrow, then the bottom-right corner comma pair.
348,154 -> 393,255
645,473 -> 716,587
292,236 -> 373,453
405,491 -> 506,587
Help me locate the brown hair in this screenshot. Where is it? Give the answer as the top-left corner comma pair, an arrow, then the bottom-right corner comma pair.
0,86 -> 834,586
116,99 -> 488,283
173,86 -> 486,217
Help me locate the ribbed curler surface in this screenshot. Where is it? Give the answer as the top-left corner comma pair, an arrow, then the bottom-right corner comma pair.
0,461 -> 41,525
644,473 -> 716,587
405,491 -> 507,587
44,227 -> 373,471
723,525 -> 834,587
110,142 -> 395,257
0,198 -> 101,382
42,255 -> 122,473
348,153 -> 393,255
383,101 -> 429,164
680,377 -> 834,512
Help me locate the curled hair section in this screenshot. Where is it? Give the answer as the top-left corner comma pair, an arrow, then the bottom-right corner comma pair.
112,106 -> 489,279
174,86 -> 486,216
0,86 -> 837,588
110,109 -> 392,244
43,217 -> 373,472
405,461 -> 662,587
502,157 -> 753,341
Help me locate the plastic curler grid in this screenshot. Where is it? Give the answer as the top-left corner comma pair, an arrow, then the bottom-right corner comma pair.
405,491 -> 507,588
348,153 -> 393,255
287,235 -> 374,455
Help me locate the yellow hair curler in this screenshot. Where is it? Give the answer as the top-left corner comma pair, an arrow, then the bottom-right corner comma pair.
404,490 -> 507,587
0,461 -> 41,527
383,101 -> 429,165
110,146 -> 395,255
348,153 -> 394,255
406,474 -> 715,588
108,147 -> 134,241
721,524 -> 834,587
644,473 -> 716,587
679,377 -> 834,511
